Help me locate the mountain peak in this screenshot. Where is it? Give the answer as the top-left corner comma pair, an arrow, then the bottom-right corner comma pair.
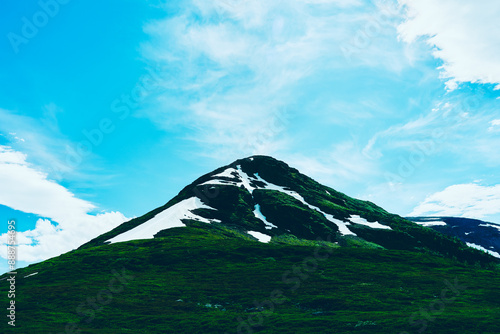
79,156 -> 497,265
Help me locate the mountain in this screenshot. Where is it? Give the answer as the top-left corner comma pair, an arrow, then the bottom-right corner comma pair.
407,216 -> 500,259
80,156 -> 492,264
2,155 -> 500,334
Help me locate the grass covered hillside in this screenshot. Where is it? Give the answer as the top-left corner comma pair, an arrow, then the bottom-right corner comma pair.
1,226 -> 500,333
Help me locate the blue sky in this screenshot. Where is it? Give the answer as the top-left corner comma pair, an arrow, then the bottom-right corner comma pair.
1,0 -> 500,272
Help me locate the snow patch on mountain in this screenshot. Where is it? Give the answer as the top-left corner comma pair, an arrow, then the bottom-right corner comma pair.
411,218 -> 447,227
213,168 -> 239,178
200,179 -> 233,186
24,272 -> 38,278
349,215 -> 392,230
106,197 -> 217,244
479,223 -> 500,231
253,204 -> 277,230
248,231 -> 271,243
236,165 -> 257,193
324,214 -> 356,236
201,166 -> 256,191
466,242 -> 500,259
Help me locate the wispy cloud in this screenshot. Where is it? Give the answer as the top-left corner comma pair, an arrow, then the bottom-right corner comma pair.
140,0 -> 405,164
288,141 -> 379,186
362,104 -> 445,159
0,107 -> 76,178
362,92 -> 500,163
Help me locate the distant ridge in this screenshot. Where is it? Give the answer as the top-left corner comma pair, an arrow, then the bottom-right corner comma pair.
407,216 -> 500,258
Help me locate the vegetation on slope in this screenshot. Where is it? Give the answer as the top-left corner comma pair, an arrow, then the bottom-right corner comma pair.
2,227 -> 500,334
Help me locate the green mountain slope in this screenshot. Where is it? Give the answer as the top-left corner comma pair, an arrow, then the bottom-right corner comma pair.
1,227 -> 500,333
80,156 -> 494,265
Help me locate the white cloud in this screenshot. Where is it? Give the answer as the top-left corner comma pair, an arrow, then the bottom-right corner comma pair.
0,146 -> 127,262
409,183 -> 500,219
141,0 -> 405,162
489,119 -> 500,132
398,0 -> 500,90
